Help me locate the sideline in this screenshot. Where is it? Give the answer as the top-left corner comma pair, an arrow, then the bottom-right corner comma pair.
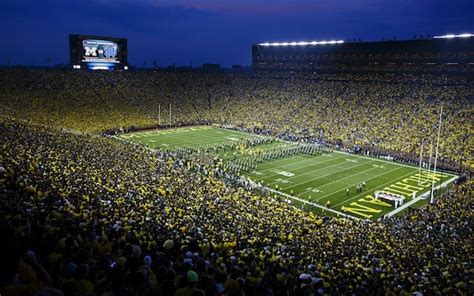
261,186 -> 362,221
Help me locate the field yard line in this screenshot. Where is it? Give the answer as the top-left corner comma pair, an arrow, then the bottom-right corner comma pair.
192,130 -> 257,141
121,125 -> 212,136
332,169 -> 418,208
262,187 -> 361,221
251,133 -> 458,178
139,130 -> 248,148
140,132 -> 233,145
276,159 -> 377,190
153,135 -> 200,147
162,133 -> 229,142
308,165 -> 405,201
253,153 -> 337,173
382,175 -> 458,219
332,150 -> 458,177
262,156 -> 351,186
124,127 -> 254,147
256,154 -> 347,181
296,164 -> 397,198
193,132 -> 258,145
221,128 -> 267,139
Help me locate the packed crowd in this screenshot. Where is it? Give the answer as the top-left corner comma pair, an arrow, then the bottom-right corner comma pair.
1,68 -> 473,294
1,69 -> 472,170
1,120 -> 472,295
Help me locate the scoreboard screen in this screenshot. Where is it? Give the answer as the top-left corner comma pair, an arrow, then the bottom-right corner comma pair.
69,34 -> 128,70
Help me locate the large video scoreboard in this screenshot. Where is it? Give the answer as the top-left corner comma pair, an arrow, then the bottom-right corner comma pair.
69,34 -> 128,70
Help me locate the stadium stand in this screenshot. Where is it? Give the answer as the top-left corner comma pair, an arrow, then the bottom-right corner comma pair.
0,120 -> 472,295
1,69 -> 472,170
0,38 -> 473,294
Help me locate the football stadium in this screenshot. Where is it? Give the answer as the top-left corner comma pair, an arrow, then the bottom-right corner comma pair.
0,2 -> 473,295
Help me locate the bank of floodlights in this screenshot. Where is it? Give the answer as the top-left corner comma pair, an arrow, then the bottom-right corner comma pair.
433,33 -> 474,39
258,40 -> 344,47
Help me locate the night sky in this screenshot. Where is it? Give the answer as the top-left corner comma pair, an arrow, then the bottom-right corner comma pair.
1,0 -> 473,67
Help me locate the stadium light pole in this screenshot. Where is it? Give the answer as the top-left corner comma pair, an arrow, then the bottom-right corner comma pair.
169,103 -> 172,127
430,104 -> 443,204
158,104 -> 161,126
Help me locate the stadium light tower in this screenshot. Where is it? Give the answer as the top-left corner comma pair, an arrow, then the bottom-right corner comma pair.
258,40 -> 344,47
433,33 -> 474,39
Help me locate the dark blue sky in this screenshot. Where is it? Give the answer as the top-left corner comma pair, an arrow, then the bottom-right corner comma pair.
1,0 -> 473,67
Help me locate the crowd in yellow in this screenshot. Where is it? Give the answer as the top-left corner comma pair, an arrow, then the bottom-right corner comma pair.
0,69 -> 472,295
0,121 -> 472,295
1,69 -> 472,169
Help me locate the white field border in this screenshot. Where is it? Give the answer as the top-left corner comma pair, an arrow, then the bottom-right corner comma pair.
261,186 -> 362,221
113,135 -> 158,151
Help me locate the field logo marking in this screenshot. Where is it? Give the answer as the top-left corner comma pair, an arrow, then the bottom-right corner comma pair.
341,195 -> 392,219
305,187 -> 322,193
275,178 -> 292,184
278,171 -> 295,177
382,171 -> 447,197
340,170 -> 448,219
384,175 -> 458,219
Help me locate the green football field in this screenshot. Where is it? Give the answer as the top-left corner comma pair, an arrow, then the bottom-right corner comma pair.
120,126 -> 255,149
119,125 -> 458,220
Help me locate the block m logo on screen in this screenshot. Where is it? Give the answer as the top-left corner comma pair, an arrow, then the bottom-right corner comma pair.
84,47 -> 98,57
82,39 -> 118,59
